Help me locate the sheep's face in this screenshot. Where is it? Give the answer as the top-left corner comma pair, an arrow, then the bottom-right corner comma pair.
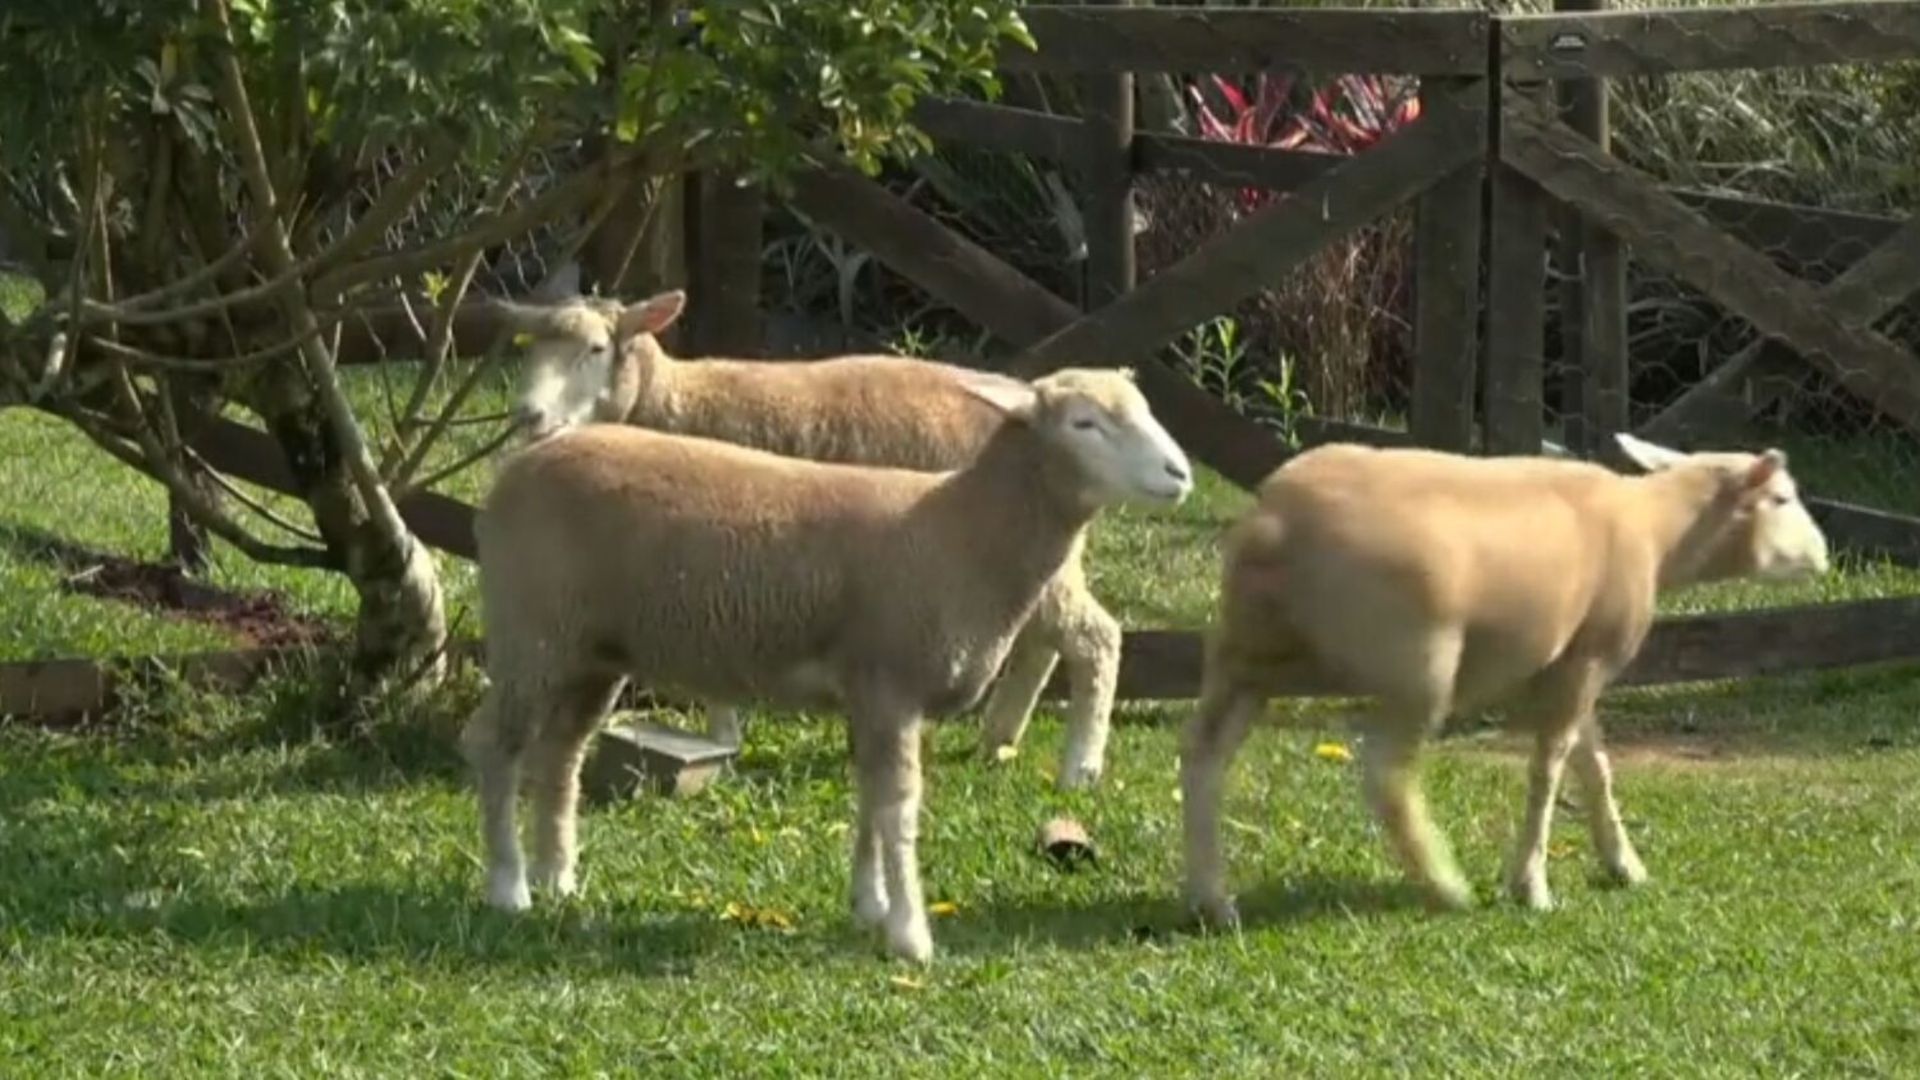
964,367 -> 1193,508
507,291 -> 685,440
1615,433 -> 1830,582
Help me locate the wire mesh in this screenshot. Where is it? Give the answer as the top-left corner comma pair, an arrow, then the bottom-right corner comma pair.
1542,60 -> 1920,515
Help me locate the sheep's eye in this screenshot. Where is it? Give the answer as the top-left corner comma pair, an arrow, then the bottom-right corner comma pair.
1769,492 -> 1794,507
589,343 -> 610,356
1070,417 -> 1100,432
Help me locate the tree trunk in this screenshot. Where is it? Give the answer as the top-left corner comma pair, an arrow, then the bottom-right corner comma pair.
249,366 -> 447,701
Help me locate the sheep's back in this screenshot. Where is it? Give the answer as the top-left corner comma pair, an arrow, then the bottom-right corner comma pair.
477,424 -> 932,699
1229,444 -> 1643,707
668,355 -> 1005,470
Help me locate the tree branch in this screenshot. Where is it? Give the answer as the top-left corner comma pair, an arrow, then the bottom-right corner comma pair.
389,336 -> 515,490
203,0 -> 417,565
393,420 -> 523,500
77,369 -> 332,569
312,152 -> 633,298
80,309 -> 349,372
181,445 -> 327,544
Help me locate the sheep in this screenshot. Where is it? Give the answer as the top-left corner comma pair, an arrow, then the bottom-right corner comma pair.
497,288 -> 1128,789
461,366 -> 1192,962
1180,433 -> 1831,924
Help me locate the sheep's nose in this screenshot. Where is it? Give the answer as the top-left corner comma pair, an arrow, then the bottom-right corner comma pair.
1165,462 -> 1191,483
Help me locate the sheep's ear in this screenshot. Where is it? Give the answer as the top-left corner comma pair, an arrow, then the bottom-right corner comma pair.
1744,448 -> 1786,489
617,290 -> 686,339
959,372 -> 1040,420
1614,432 -> 1688,473
1117,366 -> 1138,383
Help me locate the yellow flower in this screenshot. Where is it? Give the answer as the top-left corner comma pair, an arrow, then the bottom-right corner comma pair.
1314,741 -> 1354,763
721,901 -> 794,931
993,745 -> 1020,763
889,974 -> 924,992
928,901 -> 960,918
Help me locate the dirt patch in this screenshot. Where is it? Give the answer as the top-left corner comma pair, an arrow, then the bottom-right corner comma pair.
3,524 -> 334,648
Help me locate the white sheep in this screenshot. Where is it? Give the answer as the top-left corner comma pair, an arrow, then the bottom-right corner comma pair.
462,367 -> 1192,962
498,288 -> 1126,789
1181,433 -> 1830,923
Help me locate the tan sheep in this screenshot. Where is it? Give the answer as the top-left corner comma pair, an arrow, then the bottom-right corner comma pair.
462,367 -> 1192,962
499,288 -> 1126,789
1181,433 -> 1831,923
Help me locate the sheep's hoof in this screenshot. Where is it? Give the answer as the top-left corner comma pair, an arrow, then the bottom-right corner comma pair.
1506,874 -> 1555,912
487,872 -> 533,913
531,864 -> 579,899
885,917 -> 934,965
1603,851 -> 1649,889
852,890 -> 890,929
1186,894 -> 1241,930
1054,762 -> 1103,791
1423,878 -> 1476,913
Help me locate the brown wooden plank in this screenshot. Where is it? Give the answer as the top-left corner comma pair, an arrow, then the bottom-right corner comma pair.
911,96 -> 1086,164
1014,82 -> 1486,381
1483,161 -> 1551,455
0,647 -> 287,720
1553,4 -> 1632,451
1501,1 -> 1920,80
1133,134 -> 1342,193
1807,499 -> 1920,569
1409,77 -> 1489,452
1006,5 -> 1490,76
786,162 -> 1084,350
1081,0 -> 1137,309
1042,596 -> 1920,702
1620,596 -> 1920,686
689,170 -> 766,357
785,161 -> 1295,490
1502,99 -> 1920,436
1637,213 -> 1920,446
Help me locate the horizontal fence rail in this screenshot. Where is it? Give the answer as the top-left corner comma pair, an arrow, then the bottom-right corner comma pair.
1501,0 -> 1920,79
1004,5 -> 1490,75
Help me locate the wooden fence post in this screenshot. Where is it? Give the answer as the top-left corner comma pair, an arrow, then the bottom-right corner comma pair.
1081,0 -> 1136,308
688,170 -> 765,357
1482,67 -> 1550,456
1554,0 -> 1629,456
1409,78 -> 1489,452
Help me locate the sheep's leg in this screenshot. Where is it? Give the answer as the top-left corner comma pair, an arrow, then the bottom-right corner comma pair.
846,726 -> 889,928
1358,710 -> 1471,911
526,675 -> 623,899
460,688 -> 533,912
1503,725 -> 1580,911
1180,677 -> 1263,927
977,618 -> 1059,763
1503,664 -> 1609,910
1569,718 -> 1647,888
703,701 -> 744,749
1053,594 -> 1122,791
852,709 -> 931,963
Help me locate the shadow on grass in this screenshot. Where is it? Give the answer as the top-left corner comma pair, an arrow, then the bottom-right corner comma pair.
936,873 -> 1426,957
0,520 -> 333,648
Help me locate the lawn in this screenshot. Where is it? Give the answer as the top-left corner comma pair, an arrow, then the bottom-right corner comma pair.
3,366 -> 1920,1075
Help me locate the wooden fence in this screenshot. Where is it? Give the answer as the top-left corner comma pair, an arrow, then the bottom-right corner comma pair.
9,0 -> 1920,719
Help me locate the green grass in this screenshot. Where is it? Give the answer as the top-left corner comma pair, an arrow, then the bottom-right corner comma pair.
2,659 -> 1919,1075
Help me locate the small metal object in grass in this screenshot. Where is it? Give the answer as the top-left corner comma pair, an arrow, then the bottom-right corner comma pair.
1035,816 -> 1097,871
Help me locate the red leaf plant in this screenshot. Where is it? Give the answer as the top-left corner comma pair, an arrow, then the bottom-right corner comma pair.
1187,71 -> 1422,213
